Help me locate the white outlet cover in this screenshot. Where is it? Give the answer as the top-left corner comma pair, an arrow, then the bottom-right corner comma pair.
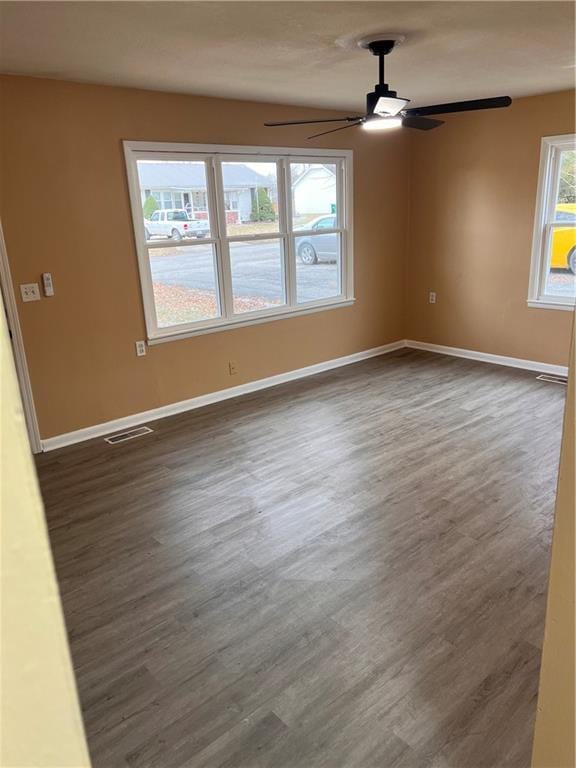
20,283 -> 41,302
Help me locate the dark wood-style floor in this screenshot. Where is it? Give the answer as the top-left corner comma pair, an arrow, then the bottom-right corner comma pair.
36,350 -> 566,768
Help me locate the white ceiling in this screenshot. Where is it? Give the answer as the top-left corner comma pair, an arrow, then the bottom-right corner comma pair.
0,2 -> 574,111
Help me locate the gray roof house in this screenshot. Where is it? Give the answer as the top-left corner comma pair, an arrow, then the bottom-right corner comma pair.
137,162 -> 275,222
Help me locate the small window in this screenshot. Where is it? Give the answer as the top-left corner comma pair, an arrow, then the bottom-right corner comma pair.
125,143 -> 353,342
529,135 -> 576,310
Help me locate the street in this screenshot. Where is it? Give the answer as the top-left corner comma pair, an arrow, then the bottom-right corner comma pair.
150,240 -> 341,304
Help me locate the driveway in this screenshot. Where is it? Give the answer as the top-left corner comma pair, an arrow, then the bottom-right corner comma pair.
150,240 -> 340,304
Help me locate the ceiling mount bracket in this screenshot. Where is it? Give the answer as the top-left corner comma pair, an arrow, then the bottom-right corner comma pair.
366,39 -> 396,57
355,33 -> 406,51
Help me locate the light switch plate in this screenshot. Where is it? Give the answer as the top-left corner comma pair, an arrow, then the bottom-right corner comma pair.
42,272 -> 55,296
20,283 -> 41,302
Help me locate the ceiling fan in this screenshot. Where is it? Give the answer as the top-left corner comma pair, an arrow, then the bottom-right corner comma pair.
264,38 -> 512,138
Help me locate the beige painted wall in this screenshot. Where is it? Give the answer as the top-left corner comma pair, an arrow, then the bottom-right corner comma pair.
0,293 -> 91,766
0,75 -> 409,439
406,90 -> 574,366
532,322 -> 575,768
0,78 -> 574,440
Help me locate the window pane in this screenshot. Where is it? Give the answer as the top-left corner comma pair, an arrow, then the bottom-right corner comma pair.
294,232 -> 341,303
291,163 -> 338,230
221,162 -> 279,236
137,160 -> 211,242
149,244 -> 220,327
554,150 -> 576,220
544,224 -> 576,300
229,239 -> 285,314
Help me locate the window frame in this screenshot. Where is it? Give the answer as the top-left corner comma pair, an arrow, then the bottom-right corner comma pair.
528,134 -> 576,311
124,141 -> 354,343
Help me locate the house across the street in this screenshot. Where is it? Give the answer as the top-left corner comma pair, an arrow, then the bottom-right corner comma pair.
137,161 -> 275,223
291,164 -> 337,216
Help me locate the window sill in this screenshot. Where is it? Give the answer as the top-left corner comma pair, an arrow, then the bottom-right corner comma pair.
527,299 -> 576,312
148,297 -> 356,345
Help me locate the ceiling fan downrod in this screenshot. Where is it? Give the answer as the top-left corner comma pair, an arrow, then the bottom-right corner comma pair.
366,40 -> 409,117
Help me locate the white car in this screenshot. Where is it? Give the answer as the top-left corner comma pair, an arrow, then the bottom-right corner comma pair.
144,209 -> 210,241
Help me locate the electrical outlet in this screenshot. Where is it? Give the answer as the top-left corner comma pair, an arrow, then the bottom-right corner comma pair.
429,291 -> 437,304
20,283 -> 41,302
135,340 -> 147,357
228,360 -> 238,376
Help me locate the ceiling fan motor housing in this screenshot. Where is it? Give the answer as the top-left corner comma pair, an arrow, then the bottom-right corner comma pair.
367,84 -> 410,116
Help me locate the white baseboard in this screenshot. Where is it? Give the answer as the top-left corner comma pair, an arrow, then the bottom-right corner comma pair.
405,340 -> 569,377
41,338 -> 568,452
41,340 -> 406,451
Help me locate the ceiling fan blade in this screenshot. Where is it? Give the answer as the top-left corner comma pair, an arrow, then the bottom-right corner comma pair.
265,116 -> 363,127
405,96 -> 512,118
308,121 -> 364,139
402,116 -> 444,131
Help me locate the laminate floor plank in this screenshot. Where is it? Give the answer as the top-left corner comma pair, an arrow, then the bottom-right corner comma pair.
36,350 -> 565,768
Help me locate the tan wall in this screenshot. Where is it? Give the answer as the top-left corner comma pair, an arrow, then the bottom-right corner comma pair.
1,78 -> 574,440
0,75 -> 409,439
0,292 -> 91,766
406,90 -> 574,366
532,322 -> 575,768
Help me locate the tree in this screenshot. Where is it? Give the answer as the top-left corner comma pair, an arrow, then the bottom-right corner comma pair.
143,194 -> 159,219
251,187 -> 275,222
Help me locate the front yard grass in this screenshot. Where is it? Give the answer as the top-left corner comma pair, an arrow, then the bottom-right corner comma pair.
153,282 -> 282,327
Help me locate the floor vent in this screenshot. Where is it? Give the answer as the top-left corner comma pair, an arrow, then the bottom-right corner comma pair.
104,426 -> 153,444
536,374 -> 568,386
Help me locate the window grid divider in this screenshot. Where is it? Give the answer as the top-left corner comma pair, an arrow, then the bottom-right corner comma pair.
274,159 -> 289,308
210,158 -> 234,319
280,160 -> 296,307
337,161 -> 346,295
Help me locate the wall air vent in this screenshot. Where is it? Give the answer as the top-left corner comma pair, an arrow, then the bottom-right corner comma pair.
536,374 -> 568,386
104,426 -> 153,444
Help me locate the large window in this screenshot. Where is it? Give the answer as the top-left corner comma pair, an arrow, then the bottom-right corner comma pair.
529,134 -> 576,310
124,143 -> 353,342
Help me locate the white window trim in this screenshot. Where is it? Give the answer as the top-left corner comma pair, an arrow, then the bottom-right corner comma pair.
528,134 -> 576,311
124,141 -> 354,343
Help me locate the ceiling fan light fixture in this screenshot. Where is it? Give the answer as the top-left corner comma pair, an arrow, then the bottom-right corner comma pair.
374,96 -> 409,116
264,37 -> 512,138
362,116 -> 403,131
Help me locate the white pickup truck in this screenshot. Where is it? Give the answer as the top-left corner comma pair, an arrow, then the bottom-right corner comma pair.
144,209 -> 210,241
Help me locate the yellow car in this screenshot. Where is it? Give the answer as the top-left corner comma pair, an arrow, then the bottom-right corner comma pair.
551,203 -> 576,273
